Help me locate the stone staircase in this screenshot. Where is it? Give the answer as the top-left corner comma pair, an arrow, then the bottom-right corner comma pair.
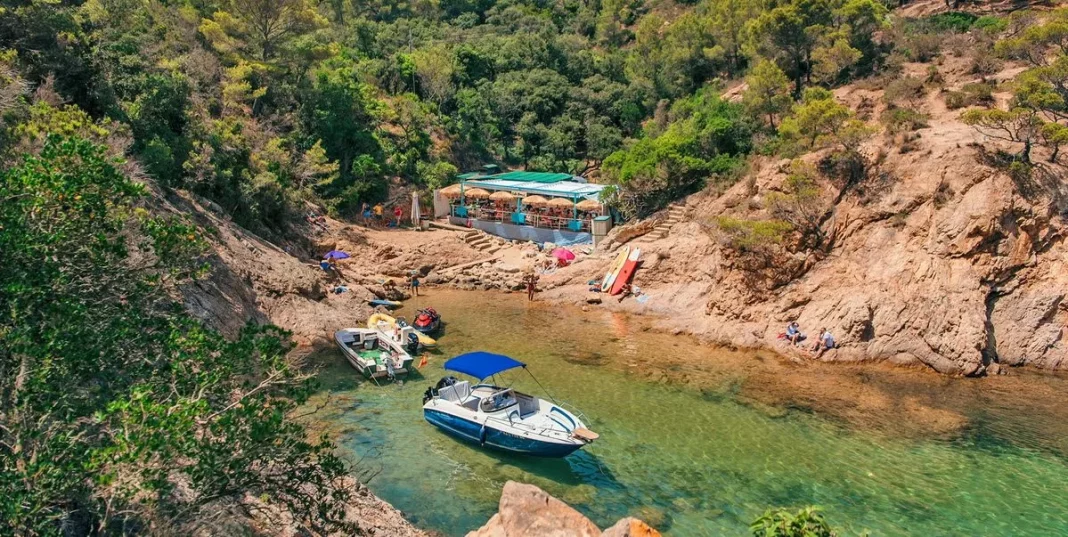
639,204 -> 687,242
463,229 -> 503,255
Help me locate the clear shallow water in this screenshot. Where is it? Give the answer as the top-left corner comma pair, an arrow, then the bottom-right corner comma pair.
307,290 -> 1068,536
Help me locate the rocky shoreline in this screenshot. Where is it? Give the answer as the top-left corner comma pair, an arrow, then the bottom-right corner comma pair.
170,148 -> 1064,532
176,179 -> 1063,380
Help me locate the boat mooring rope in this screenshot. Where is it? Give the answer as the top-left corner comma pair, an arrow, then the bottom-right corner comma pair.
525,367 -> 560,406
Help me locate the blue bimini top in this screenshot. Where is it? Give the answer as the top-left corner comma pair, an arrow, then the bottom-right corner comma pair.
444,352 -> 526,380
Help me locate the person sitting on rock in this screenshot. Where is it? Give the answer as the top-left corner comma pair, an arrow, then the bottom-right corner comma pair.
786,322 -> 803,345
617,282 -> 633,303
811,328 -> 835,358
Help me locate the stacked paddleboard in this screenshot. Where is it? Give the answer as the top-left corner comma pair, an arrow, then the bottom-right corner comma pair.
609,248 -> 641,295
601,246 -> 631,293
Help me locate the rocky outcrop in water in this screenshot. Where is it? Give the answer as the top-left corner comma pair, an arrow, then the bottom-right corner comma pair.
467,481 -> 660,537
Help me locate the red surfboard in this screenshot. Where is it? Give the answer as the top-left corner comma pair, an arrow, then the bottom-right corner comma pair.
609,248 -> 641,295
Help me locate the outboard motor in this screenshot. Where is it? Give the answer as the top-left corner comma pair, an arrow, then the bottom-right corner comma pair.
422,386 -> 435,404
406,333 -> 420,354
435,376 -> 459,391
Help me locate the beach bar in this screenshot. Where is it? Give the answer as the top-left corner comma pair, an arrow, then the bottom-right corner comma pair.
434,171 -> 611,245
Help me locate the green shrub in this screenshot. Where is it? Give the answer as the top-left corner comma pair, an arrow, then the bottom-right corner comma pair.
881,107 -> 930,133
882,76 -> 926,106
925,65 -> 944,85
944,82 -> 994,109
603,88 -> 753,218
973,15 -> 1008,33
963,82 -> 994,102
921,12 -> 979,33
970,51 -> 1003,75
944,91 -> 969,109
715,216 -> 793,252
904,33 -> 943,62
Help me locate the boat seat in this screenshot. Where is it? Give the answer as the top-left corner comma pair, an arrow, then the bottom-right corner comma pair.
452,381 -> 471,401
437,384 -> 458,402
516,392 -> 539,418
436,380 -> 471,403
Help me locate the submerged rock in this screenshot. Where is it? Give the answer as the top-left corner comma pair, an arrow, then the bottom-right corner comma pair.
602,518 -> 661,537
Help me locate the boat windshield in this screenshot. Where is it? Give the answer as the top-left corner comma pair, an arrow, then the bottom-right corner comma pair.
479,388 -> 517,413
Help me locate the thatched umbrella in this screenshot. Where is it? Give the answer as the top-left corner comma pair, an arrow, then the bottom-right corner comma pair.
489,191 -> 516,202
522,195 -> 549,206
547,197 -> 574,208
464,187 -> 491,199
575,199 -> 602,211
439,183 -> 463,198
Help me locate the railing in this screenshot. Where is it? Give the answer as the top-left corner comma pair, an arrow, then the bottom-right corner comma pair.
450,206 -> 591,232
552,400 -> 592,427
484,414 -> 574,441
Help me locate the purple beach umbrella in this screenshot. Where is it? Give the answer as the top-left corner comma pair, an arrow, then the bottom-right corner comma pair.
324,250 -> 350,260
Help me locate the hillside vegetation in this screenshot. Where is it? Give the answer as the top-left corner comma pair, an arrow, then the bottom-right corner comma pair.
0,0 -> 930,230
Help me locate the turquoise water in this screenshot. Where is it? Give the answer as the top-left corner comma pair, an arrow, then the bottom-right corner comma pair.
308,290 -> 1068,536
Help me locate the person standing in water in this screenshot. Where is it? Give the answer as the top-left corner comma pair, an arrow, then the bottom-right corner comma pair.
409,273 -> 420,297
525,272 -> 539,301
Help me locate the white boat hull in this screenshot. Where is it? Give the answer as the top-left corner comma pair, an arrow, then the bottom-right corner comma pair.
422,382 -> 590,457
334,328 -> 414,380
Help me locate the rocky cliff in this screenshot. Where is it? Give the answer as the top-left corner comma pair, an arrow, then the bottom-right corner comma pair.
167,191 -> 490,345
540,58 -> 1066,376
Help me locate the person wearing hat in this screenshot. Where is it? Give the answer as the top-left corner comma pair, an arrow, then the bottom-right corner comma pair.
786,321 -> 803,345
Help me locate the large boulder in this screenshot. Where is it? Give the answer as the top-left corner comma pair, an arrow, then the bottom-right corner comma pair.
467,482 -> 660,537
602,518 -> 661,537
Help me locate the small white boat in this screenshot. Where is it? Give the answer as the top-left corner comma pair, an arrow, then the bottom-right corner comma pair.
334,326 -> 416,381
421,352 -> 598,457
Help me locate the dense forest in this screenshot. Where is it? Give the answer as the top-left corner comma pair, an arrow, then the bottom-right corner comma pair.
3,0 -> 1056,230
0,0 -> 900,230
5,0 -> 1068,533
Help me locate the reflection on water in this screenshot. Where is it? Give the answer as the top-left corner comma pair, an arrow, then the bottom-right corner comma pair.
305,290 -> 1068,536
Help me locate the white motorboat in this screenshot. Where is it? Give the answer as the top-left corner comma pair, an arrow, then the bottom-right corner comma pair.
421,352 -> 598,457
334,326 -> 416,381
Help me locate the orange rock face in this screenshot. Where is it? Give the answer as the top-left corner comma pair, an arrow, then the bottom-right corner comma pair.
466,482 -> 659,537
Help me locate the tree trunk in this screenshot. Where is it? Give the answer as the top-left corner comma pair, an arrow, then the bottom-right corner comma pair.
1050,145 -> 1060,163
1022,140 -> 1032,163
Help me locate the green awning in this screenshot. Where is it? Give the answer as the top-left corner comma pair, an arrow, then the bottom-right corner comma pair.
491,171 -> 574,183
